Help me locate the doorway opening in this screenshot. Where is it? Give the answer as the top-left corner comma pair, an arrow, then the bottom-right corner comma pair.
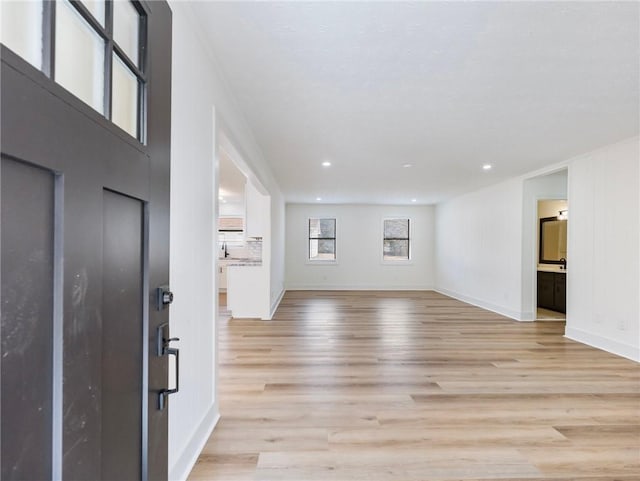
216,132 -> 271,321
217,147 -> 248,318
536,199 -> 567,321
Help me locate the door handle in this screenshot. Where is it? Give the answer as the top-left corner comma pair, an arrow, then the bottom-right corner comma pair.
158,336 -> 179,411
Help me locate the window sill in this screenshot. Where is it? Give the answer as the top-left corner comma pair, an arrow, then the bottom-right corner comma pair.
306,260 -> 338,266
381,259 -> 414,266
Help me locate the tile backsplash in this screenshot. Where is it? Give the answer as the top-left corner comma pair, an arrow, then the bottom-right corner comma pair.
246,239 -> 263,260
217,233 -> 262,261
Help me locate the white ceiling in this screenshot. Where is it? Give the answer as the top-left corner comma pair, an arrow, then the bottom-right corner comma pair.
194,1 -> 639,205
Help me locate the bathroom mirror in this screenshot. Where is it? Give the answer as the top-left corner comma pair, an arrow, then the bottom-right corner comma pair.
539,217 -> 567,264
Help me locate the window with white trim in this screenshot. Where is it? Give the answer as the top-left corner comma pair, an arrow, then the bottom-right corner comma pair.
308,218 -> 336,261
383,218 -> 410,261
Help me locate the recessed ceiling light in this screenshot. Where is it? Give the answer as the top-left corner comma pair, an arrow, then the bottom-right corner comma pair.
482,164 -> 492,171
316,197 -> 322,201
411,198 -> 417,203
322,161 -> 331,167
403,163 -> 413,168
218,195 -> 224,200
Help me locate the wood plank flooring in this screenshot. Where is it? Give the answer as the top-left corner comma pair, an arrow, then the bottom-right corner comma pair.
188,290 -> 640,480
536,307 -> 566,321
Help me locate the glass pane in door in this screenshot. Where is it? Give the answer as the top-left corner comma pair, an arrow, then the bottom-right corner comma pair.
113,0 -> 140,66
112,53 -> 138,138
55,0 -> 105,114
79,0 -> 106,26
0,1 -> 43,69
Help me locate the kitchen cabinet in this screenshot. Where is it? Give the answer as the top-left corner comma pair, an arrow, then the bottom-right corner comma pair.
218,217 -> 243,232
227,264 -> 271,319
537,271 -> 566,313
218,264 -> 227,290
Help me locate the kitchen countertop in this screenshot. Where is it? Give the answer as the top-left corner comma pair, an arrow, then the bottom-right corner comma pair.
537,266 -> 567,273
219,257 -> 262,267
227,261 -> 262,266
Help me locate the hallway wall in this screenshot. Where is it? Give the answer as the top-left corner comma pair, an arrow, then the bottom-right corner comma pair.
169,2 -> 285,479
435,179 -> 525,319
565,137 -> 639,361
435,137 -> 639,360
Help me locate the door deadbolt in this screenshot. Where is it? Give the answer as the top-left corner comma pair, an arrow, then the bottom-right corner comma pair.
157,285 -> 174,310
163,291 -> 174,304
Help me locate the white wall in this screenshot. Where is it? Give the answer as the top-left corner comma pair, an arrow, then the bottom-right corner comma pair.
270,190 -> 286,312
169,8 -> 217,481
219,201 -> 244,217
168,2 -> 285,479
435,137 -> 639,361
286,204 -> 435,290
565,138 -> 639,361
435,180 -> 525,319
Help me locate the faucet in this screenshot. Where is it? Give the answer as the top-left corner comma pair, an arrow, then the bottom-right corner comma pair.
223,242 -> 230,258
559,257 -> 567,270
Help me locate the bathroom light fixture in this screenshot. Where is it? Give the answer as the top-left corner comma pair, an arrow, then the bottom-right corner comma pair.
411,198 -> 417,203
316,197 -> 322,201
482,164 -> 492,171
557,209 -> 568,220
322,161 -> 331,167
402,163 -> 413,168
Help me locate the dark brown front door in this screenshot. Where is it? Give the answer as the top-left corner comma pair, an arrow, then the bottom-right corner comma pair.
0,2 -> 172,480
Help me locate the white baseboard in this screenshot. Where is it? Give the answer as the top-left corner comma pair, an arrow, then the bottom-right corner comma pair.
286,285 -> 434,291
520,310 -> 535,321
268,288 -> 286,320
565,327 -> 640,362
169,404 -> 220,481
434,287 -> 528,321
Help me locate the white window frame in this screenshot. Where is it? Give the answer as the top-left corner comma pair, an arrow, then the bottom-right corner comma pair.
381,217 -> 413,264
306,217 -> 338,264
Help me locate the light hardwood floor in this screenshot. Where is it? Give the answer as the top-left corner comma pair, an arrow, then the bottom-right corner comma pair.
536,307 -> 566,321
189,290 -> 640,480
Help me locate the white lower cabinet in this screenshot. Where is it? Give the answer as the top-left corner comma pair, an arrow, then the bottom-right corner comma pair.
218,264 -> 227,290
